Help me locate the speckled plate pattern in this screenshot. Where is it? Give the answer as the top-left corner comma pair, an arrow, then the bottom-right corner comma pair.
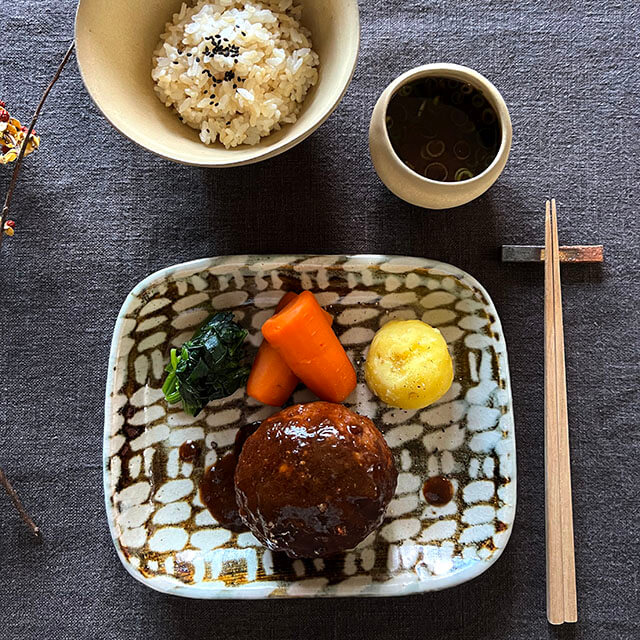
105,255 -> 516,598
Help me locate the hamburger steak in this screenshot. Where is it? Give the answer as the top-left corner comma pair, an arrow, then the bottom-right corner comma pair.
234,402 -> 398,558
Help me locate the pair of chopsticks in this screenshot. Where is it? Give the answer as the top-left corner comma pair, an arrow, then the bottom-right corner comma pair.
544,199 -> 578,624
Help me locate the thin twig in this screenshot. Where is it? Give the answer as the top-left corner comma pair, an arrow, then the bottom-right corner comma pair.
0,41 -> 74,538
0,40 -> 75,252
0,466 -> 42,540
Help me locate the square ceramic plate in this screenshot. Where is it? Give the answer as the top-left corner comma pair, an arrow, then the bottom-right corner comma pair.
105,255 -> 516,598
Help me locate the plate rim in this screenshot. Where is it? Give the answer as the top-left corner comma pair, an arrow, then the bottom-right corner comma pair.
104,254 -> 517,598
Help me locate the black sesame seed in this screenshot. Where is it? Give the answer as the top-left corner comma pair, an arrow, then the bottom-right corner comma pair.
173,61 -> 179,65
196,57 -> 200,62
241,31 -> 246,36
187,52 -> 192,57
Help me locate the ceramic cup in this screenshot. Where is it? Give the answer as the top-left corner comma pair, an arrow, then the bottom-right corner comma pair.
369,63 -> 512,209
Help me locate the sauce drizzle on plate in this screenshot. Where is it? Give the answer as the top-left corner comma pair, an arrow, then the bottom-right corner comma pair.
422,475 -> 454,506
198,422 -> 261,532
179,440 -> 200,463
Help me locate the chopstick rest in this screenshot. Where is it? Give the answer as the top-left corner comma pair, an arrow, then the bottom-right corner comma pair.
502,244 -> 603,263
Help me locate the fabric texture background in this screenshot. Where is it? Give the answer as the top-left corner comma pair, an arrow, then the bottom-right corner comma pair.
1,1 -> 638,638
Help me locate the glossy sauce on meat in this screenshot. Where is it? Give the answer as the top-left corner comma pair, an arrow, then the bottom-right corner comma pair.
234,402 -> 398,558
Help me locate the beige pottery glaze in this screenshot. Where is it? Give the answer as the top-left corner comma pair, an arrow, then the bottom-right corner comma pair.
75,0 -> 360,167
369,64 -> 512,209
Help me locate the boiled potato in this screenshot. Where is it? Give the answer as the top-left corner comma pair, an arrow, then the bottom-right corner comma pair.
364,319 -> 453,410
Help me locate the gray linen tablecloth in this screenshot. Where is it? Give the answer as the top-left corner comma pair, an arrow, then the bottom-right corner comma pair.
1,1 -> 638,638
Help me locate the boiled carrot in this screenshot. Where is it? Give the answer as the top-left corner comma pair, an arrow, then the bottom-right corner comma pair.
247,292 -> 332,406
261,291 -> 356,403
275,291 -> 299,313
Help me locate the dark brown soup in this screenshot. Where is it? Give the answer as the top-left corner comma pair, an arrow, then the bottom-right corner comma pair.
386,76 -> 501,182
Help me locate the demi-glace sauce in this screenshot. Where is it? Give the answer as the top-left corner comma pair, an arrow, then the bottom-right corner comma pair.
386,76 -> 501,182
198,422 -> 260,532
422,475 -> 454,506
200,453 -> 247,532
178,440 -> 200,463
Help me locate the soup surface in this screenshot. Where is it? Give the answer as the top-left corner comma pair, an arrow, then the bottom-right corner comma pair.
386,76 -> 501,182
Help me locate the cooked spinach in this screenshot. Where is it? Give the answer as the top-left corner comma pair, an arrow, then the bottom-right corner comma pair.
162,311 -> 250,417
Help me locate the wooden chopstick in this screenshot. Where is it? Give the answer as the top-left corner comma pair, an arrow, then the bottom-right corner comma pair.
551,200 -> 578,624
544,199 -> 578,624
544,200 -> 563,623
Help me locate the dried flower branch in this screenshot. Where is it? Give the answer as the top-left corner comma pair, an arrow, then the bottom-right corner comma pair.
0,103 -> 41,165
0,466 -> 42,540
0,40 -> 75,251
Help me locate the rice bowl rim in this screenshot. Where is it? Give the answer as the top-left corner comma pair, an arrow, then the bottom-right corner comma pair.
75,0 -> 361,167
